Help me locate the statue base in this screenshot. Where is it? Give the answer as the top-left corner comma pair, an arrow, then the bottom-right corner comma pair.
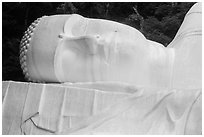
2,81 -> 201,134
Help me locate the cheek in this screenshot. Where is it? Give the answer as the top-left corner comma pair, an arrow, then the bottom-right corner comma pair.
55,47 -> 88,82
61,50 -> 77,68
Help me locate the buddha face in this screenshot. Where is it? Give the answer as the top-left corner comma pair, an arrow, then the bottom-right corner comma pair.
54,14 -> 158,85
20,14 -> 174,87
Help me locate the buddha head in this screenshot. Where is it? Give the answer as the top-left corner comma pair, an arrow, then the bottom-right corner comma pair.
20,14 -> 158,85
19,3 -> 201,89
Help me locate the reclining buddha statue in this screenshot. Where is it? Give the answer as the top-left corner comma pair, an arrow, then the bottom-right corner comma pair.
3,2 -> 200,135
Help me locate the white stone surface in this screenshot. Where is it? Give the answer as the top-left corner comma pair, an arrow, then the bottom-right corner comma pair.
2,81 -> 201,134
6,2 -> 202,135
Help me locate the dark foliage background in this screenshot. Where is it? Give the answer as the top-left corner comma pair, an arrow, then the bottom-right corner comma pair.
2,2 -> 195,81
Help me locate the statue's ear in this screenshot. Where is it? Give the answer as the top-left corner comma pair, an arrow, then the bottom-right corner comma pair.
57,35 -> 99,56
54,35 -> 99,82
63,14 -> 88,37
